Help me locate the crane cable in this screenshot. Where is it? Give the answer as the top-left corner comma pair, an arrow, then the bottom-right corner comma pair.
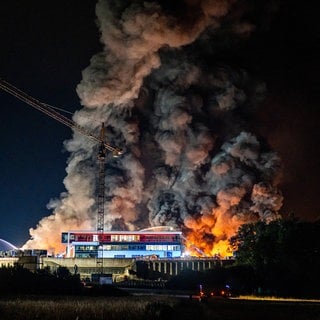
43,103 -> 74,116
0,78 -> 122,156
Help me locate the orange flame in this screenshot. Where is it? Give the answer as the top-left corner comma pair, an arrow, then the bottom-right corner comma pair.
184,207 -> 244,258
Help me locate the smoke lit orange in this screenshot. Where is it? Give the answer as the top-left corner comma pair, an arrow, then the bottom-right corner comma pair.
184,208 -> 244,258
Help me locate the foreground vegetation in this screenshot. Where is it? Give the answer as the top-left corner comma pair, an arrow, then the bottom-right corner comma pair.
0,295 -> 320,320
229,218 -> 320,298
0,265 -> 83,296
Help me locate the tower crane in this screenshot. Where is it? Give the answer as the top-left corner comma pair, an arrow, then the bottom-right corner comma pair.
0,78 -> 122,272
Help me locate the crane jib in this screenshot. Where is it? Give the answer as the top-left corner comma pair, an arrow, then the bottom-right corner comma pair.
0,78 -> 122,155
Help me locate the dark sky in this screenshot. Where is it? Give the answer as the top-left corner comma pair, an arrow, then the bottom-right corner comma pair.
0,0 -> 319,247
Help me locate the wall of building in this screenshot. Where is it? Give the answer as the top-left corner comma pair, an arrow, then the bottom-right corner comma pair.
137,258 -> 235,277
40,257 -> 235,280
1,255 -> 235,281
41,257 -> 136,280
0,257 -> 18,268
0,256 -> 38,271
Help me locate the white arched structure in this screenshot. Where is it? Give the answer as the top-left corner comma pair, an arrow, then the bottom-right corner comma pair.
0,238 -> 18,251
139,226 -> 175,232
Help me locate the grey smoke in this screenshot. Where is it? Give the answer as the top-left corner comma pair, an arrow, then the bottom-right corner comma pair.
24,0 -> 283,254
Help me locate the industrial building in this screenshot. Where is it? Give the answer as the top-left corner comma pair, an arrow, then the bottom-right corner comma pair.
62,230 -> 183,259
0,234 -> 235,282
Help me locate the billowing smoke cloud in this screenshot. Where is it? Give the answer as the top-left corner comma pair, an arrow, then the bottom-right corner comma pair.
24,0 -> 283,256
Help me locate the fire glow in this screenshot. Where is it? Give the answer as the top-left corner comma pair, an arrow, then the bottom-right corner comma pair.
184,208 -> 243,258
23,0 -> 283,255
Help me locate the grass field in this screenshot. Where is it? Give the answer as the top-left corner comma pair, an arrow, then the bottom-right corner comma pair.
0,295 -> 320,320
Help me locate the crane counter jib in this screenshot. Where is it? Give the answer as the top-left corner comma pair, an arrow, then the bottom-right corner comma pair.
0,78 -> 123,157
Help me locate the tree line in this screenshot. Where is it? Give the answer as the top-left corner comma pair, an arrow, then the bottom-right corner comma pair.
168,218 -> 320,298
229,218 -> 320,297
0,265 -> 82,296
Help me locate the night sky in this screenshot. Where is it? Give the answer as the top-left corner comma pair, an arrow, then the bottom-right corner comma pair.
0,1 -> 319,247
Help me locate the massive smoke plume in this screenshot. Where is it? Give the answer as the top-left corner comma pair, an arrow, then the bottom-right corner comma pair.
24,0 -> 283,256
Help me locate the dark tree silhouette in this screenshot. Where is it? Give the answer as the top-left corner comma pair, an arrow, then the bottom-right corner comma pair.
0,265 -> 82,296
230,219 -> 320,297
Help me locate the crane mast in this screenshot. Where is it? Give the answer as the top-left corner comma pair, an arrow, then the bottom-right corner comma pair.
0,78 -> 122,274
96,124 -> 107,273
97,123 -> 107,233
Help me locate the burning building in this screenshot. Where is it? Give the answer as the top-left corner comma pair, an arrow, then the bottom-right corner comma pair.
23,0 -> 283,258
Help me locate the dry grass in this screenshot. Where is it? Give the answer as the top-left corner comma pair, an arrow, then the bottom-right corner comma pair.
0,295 -> 320,320
235,295 -> 320,303
0,296 -> 176,320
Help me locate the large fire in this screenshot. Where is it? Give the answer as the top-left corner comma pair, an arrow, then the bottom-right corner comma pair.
184,208 -> 243,258
22,1 -> 283,255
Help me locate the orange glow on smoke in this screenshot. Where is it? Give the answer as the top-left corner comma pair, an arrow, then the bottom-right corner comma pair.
184,208 -> 243,258
22,236 -> 65,257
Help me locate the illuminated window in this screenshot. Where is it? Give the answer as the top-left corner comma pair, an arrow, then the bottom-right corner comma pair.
146,245 -> 168,251
168,245 -> 180,251
111,235 -> 119,241
110,234 -> 141,242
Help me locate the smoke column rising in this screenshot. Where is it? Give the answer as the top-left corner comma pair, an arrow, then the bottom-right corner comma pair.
24,0 -> 283,256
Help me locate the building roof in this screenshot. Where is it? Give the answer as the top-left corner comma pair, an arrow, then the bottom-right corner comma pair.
0,238 -> 18,251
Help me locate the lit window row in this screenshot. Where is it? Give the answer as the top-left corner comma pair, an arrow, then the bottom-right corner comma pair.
110,235 -> 140,242
99,244 -> 181,251
146,245 -> 180,251
142,236 -> 180,242
76,246 -> 97,251
103,245 -> 145,251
